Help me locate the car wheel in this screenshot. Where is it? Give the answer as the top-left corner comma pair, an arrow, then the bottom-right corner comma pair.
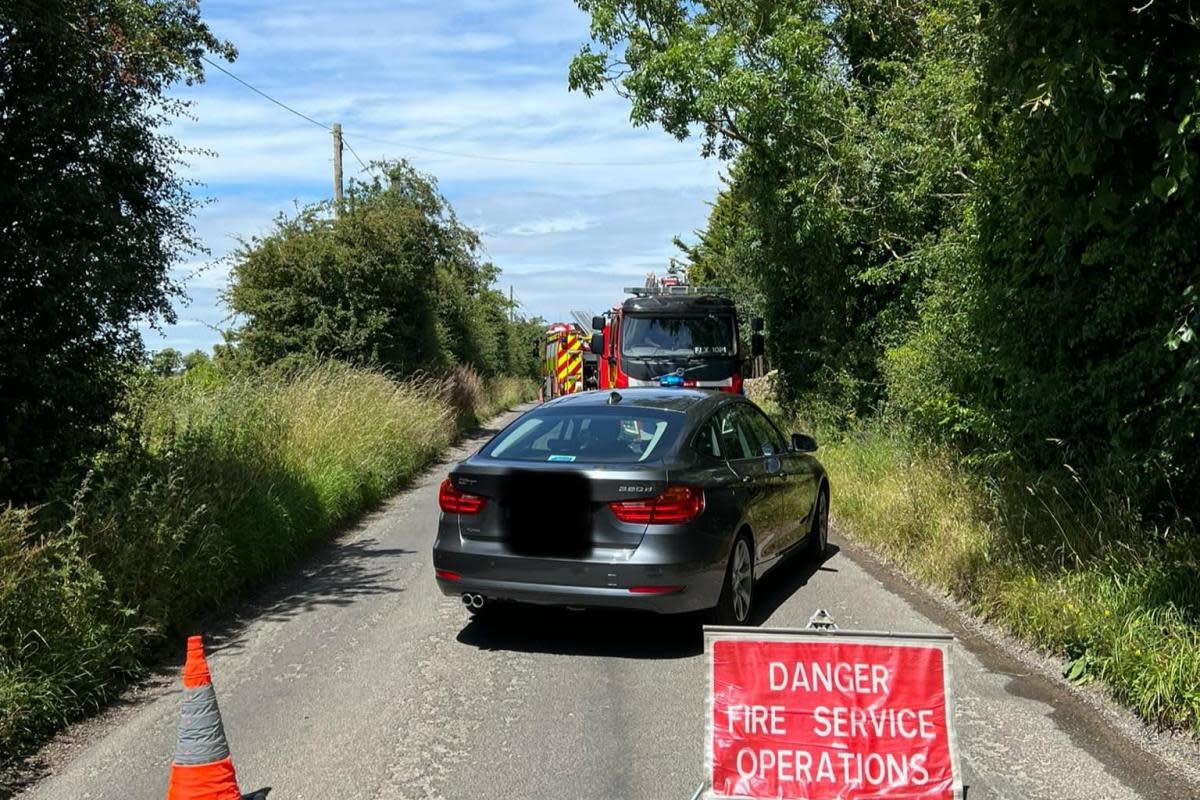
807,487 -> 829,558
714,534 -> 754,625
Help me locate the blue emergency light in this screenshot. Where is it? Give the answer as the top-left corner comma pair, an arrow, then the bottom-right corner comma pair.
659,373 -> 685,387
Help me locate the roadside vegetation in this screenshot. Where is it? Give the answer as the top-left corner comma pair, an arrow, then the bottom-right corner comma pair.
1,2 -> 539,756
811,418 -> 1200,734
0,363 -> 532,751
750,384 -> 1200,734
576,2 -> 1200,735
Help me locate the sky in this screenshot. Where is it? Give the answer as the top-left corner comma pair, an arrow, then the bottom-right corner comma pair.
142,0 -> 725,354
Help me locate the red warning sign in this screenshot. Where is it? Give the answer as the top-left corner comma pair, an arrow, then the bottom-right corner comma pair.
706,629 -> 962,800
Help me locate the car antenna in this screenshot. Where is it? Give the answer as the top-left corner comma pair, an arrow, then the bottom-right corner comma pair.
608,391 -> 622,405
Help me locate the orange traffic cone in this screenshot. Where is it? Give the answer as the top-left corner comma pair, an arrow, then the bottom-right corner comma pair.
166,635 -> 243,800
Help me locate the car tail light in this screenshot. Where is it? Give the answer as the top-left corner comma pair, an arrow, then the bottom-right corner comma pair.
629,585 -> 684,594
609,485 -> 705,524
435,569 -> 461,582
439,478 -> 487,515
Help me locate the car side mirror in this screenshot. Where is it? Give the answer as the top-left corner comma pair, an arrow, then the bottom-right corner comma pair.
751,333 -> 765,358
791,433 -> 818,453
590,332 -> 603,355
592,315 -> 606,332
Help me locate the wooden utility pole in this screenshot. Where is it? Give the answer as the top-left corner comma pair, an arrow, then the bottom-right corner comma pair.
332,122 -> 344,212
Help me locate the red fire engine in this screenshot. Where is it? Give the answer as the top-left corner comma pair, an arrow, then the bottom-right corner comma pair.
540,322 -> 587,401
589,280 -> 763,394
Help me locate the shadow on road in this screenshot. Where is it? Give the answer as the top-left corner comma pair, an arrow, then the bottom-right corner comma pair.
202,534 -> 415,659
456,603 -> 706,659
750,543 -> 840,626
0,525 -> 416,797
464,424 -> 504,439
453,543 -> 841,659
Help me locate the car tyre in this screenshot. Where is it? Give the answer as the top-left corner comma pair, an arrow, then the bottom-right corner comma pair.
713,534 -> 754,626
807,486 -> 829,558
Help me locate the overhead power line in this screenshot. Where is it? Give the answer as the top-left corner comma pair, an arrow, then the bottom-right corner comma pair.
345,132 -> 702,167
342,139 -> 372,173
199,56 -> 705,169
200,55 -> 331,132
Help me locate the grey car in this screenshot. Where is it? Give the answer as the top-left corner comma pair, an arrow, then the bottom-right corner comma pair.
432,388 -> 829,624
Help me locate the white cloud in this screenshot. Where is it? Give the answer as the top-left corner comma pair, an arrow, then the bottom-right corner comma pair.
201,0 -> 585,58
173,84 -> 718,193
505,213 -> 597,236
153,0 -> 724,352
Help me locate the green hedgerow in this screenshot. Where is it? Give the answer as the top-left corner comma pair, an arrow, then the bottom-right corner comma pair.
0,362 -> 533,755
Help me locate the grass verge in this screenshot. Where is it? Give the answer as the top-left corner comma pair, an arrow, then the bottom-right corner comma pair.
804,419 -> 1200,735
0,362 -> 534,754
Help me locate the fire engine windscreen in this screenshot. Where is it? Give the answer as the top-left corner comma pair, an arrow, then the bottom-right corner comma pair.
481,409 -> 684,464
621,315 -> 736,357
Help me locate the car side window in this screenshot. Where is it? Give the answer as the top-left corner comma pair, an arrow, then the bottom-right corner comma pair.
733,407 -> 768,456
694,417 -> 723,460
717,407 -> 757,460
742,406 -> 786,456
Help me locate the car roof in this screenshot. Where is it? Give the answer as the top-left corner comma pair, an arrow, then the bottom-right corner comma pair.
541,388 -> 733,419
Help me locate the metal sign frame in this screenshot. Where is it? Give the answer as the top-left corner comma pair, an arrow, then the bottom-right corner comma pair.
702,625 -> 964,800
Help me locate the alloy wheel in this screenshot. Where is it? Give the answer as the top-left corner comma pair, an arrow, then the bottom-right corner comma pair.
816,491 -> 828,552
731,538 -> 753,623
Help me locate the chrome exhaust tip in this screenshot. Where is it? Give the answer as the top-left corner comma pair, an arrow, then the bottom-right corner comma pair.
461,592 -> 486,610
461,593 -> 474,608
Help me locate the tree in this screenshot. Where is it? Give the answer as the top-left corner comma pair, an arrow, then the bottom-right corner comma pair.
572,1 -> 980,410
148,348 -> 183,377
0,0 -> 234,500
227,161 -> 514,376
504,316 -> 546,381
181,349 -> 211,372
966,0 -> 1200,503
573,0 -> 1200,519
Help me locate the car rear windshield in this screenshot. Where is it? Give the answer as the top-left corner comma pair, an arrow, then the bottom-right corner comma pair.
480,408 -> 684,464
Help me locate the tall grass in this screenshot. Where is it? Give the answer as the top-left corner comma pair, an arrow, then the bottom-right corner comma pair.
807,419 -> 1200,734
0,363 -> 533,753
442,367 -> 533,428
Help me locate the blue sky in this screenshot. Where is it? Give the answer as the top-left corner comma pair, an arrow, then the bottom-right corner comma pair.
143,0 -> 724,354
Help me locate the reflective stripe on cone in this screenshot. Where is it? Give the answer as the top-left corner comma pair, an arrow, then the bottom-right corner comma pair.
167,636 -> 243,800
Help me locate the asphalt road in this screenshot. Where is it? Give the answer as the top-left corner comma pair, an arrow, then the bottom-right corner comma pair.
14,404 -> 1200,800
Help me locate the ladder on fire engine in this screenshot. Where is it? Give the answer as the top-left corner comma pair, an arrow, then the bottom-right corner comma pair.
623,285 -> 732,298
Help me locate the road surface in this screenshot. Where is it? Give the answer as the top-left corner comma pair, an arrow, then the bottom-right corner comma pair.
13,405 -> 1200,799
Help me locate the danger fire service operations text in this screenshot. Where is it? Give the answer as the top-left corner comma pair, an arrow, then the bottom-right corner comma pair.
706,631 -> 961,800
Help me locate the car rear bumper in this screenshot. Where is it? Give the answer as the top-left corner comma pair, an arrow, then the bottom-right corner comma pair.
432,533 -> 728,614
436,575 -> 716,613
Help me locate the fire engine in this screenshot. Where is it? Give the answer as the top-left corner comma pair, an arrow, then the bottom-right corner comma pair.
539,322 -> 587,401
588,276 -> 763,394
